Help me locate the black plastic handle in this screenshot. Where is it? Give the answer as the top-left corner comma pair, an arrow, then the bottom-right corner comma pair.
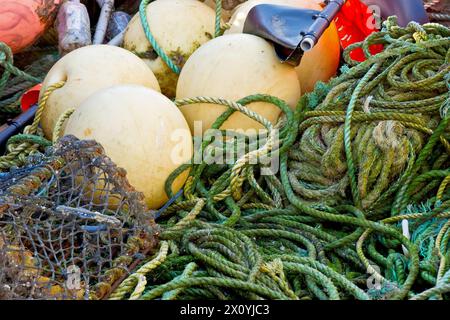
0,105 -> 37,154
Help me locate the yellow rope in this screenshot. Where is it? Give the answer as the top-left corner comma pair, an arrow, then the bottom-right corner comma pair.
357,229 -> 390,285
109,201 -> 206,300
53,108 -> 75,144
170,198 -> 205,230
129,274 -> 147,300
382,212 -> 450,224
436,220 -> 450,281
261,259 -> 298,300
183,176 -> 196,200
108,241 -> 169,300
0,82 -> 65,170
29,81 -> 65,135
174,96 -> 278,202
436,175 -> 450,204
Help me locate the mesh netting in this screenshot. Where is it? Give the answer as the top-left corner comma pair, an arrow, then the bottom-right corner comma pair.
0,135 -> 159,300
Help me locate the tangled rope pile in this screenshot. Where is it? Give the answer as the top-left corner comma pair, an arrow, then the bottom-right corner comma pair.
0,42 -> 59,174
0,15 -> 449,300
0,42 -> 57,121
107,17 -> 450,300
290,18 -> 450,213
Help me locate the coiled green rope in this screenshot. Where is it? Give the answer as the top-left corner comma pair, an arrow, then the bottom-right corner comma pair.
106,18 -> 450,301
0,42 -> 47,122
1,15 -> 449,300
0,42 -> 42,93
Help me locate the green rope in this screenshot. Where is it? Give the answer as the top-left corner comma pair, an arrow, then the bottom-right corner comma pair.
2,17 -> 449,301
0,42 -> 42,93
118,19 -> 450,301
139,0 -> 181,74
6,134 -> 52,149
214,0 -> 222,38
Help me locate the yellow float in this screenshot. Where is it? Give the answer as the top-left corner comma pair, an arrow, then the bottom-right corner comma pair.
123,0 -> 217,98
176,33 -> 301,134
39,44 -> 160,139
63,85 -> 193,209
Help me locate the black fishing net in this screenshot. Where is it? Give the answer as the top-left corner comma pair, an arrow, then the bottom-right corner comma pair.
0,135 -> 159,300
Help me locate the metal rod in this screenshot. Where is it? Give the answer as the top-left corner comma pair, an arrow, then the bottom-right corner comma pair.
300,0 -> 346,52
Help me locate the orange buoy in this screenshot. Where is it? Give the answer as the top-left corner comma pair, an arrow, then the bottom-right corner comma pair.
0,0 -> 61,53
226,0 -> 341,93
